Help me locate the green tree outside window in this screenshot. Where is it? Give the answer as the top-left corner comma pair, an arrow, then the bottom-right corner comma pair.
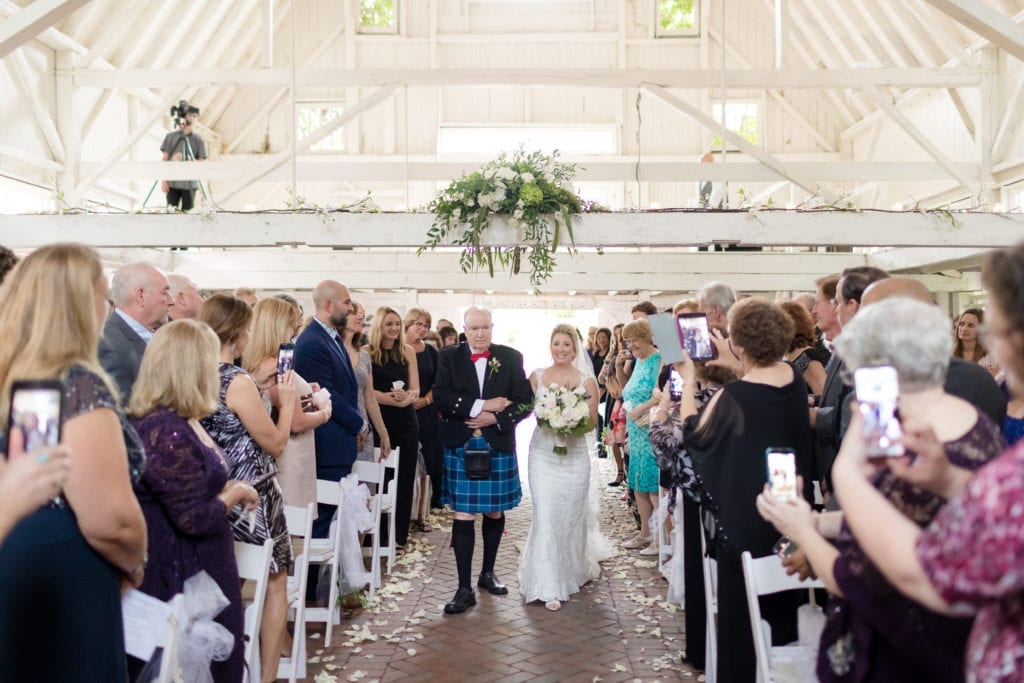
360,0 -> 396,29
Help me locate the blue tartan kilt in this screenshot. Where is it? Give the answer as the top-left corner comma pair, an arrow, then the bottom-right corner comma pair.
441,442 -> 522,514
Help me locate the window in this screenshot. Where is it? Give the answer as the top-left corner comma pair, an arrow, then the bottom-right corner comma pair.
436,125 -> 618,160
711,101 -> 759,148
358,0 -> 397,34
296,106 -> 345,152
657,0 -> 698,37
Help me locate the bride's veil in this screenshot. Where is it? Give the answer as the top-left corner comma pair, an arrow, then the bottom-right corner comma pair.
574,332 -> 615,563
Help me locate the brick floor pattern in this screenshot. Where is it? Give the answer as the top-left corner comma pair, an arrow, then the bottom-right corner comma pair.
302,457 -> 702,683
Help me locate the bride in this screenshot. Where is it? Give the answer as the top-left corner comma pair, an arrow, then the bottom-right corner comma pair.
519,324 -> 613,611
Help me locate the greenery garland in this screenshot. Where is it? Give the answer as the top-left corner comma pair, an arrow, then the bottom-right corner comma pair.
420,148 -> 584,287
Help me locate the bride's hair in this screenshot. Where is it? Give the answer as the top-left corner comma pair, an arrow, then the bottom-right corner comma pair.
550,323 -> 579,359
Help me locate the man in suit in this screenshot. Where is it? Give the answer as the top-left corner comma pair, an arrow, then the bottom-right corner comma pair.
98,262 -> 170,405
433,307 -> 533,615
293,279 -> 366,541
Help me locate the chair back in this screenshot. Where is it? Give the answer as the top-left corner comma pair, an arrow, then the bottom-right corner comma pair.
278,503 -> 314,683
699,513 -> 718,683
235,539 -> 274,680
123,590 -> 183,683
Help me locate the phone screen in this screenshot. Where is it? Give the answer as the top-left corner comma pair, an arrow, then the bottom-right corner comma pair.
277,342 -> 295,376
765,448 -> 798,501
676,313 -> 717,361
854,366 -> 904,458
668,369 -> 684,400
7,380 -> 63,459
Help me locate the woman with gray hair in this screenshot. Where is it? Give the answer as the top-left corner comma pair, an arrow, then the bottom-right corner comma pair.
757,297 -> 1005,682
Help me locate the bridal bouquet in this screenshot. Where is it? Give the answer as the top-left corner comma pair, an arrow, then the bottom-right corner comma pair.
534,384 -> 593,455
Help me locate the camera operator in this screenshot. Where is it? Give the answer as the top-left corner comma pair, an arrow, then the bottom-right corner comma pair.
159,102 -> 206,211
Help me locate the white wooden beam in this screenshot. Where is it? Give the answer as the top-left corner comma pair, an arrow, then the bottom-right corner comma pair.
642,85 -> 833,200
5,50 -> 66,163
55,51 -> 79,206
992,71 -> 1024,164
0,0 -> 90,59
920,0 -> 1024,62
216,85 -> 401,203
88,159 -> 978,183
261,0 -> 273,67
68,66 -> 989,90
860,86 -> 979,195
2,211 -> 1020,250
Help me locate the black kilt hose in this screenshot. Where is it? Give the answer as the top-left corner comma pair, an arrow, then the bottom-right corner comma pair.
433,342 -> 533,514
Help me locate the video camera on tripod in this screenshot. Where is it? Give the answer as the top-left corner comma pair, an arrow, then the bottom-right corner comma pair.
170,100 -> 200,128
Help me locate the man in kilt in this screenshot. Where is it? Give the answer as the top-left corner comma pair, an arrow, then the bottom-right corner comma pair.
434,307 -> 534,614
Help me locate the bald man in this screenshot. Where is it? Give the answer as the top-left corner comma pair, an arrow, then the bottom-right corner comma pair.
99,262 -> 170,404
855,277 -> 1006,427
293,280 -> 366,542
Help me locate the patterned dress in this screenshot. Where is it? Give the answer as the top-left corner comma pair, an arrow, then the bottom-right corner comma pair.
622,351 -> 661,493
201,363 -> 292,573
917,438 -> 1024,682
353,349 -> 375,462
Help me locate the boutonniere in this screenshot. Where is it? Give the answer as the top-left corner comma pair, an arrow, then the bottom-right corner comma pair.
488,356 -> 502,379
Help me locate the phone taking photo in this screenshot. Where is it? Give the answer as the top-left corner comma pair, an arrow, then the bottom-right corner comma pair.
277,342 -> 295,377
765,447 -> 798,501
854,366 -> 904,458
668,369 -> 684,401
676,312 -> 717,362
7,380 -> 63,459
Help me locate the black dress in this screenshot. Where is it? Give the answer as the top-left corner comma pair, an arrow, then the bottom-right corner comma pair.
372,351 -> 419,547
0,365 -> 146,682
414,343 -> 443,509
685,368 -> 812,683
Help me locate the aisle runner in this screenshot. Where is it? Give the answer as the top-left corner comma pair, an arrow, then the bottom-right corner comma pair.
304,458 -> 700,682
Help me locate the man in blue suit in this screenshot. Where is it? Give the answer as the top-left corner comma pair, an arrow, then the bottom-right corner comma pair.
294,280 -> 366,542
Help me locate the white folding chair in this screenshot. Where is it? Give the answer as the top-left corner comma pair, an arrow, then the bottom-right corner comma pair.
741,551 -> 825,683
122,590 -> 183,683
235,539 -> 274,683
305,479 -> 344,646
278,503 -> 314,683
379,447 -> 400,575
699,516 -> 719,683
353,456 -> 387,597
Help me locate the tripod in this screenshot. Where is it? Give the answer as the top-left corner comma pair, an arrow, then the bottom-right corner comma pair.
144,126 -> 208,210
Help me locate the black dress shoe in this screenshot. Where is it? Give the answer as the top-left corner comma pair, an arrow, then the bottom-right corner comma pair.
443,587 -> 477,614
477,571 -> 509,595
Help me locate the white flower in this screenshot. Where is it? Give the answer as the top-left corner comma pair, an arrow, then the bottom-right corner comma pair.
495,167 -> 515,180
513,209 -> 523,219
521,172 -> 534,183
452,208 -> 461,220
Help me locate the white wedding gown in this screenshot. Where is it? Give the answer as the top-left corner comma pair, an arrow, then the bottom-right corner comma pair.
518,369 -> 614,604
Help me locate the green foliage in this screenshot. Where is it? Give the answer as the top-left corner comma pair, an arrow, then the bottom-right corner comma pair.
660,0 -> 696,31
360,0 -> 395,28
712,115 -> 759,148
420,148 -> 584,287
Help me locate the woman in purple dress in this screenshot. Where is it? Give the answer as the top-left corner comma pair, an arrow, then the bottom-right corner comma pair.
128,320 -> 259,682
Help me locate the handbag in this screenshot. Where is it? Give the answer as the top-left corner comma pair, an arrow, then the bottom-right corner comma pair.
463,446 -> 492,480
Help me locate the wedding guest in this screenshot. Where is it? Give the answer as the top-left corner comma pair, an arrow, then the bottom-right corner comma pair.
242,297 -> 332,510
954,307 -> 999,375
616,319 -> 662,551
780,300 -> 827,395
758,297 -> 1003,682
590,327 -> 612,451
405,307 -> 442,518
425,330 -> 442,350
438,326 -> 459,348
367,307 -> 420,548
128,319 -> 259,683
233,287 -> 258,307
833,244 -> 1024,682
166,273 -> 204,321
343,302 -> 390,463
198,293 -> 296,683
0,243 -> 147,681
600,324 -> 628,486
0,245 -> 17,285
684,297 -> 811,682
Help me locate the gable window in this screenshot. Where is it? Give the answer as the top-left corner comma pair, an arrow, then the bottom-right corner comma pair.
359,0 -> 397,34
657,0 -> 699,37
711,101 -> 760,148
296,105 -> 345,152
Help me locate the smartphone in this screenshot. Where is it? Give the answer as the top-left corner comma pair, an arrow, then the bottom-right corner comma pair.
668,369 -> 684,401
7,380 -> 63,459
676,312 -> 717,362
773,536 -> 799,559
854,366 -> 904,458
765,447 -> 798,501
277,342 -> 295,377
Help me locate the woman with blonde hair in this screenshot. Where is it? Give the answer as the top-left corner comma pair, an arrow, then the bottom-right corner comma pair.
0,243 -> 147,681
342,301 -> 390,463
404,306 -> 442,529
129,319 -> 259,682
368,306 -> 419,549
198,293 -> 297,682
242,297 -> 331,510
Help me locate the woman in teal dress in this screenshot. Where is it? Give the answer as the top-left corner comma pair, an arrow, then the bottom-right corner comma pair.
616,319 -> 662,551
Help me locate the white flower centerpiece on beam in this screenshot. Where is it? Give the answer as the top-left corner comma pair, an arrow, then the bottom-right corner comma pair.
419,148 -> 590,287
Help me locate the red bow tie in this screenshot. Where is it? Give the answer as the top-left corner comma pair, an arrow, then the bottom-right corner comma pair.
470,350 -> 490,362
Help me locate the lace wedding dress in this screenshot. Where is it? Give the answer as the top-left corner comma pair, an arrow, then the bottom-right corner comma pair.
518,368 -> 614,604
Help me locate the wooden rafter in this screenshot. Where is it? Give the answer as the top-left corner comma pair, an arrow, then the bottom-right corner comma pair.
0,0 -> 90,59
920,0 -> 1024,62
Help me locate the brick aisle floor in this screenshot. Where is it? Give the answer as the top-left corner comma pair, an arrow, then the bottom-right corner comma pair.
301,453 -> 701,683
